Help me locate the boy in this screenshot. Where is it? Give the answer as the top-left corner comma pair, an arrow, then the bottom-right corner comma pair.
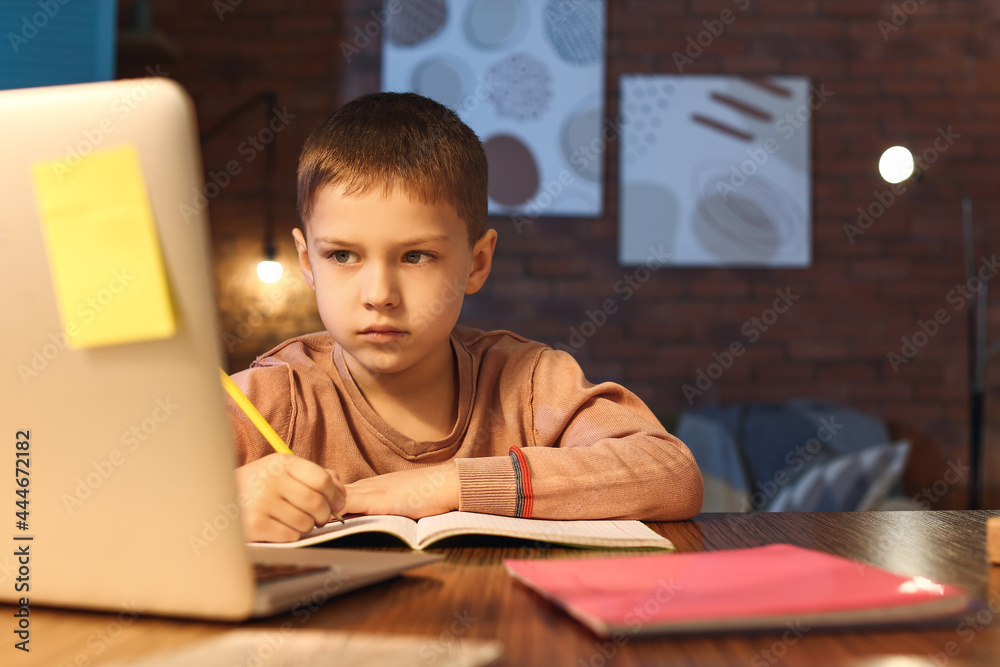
230,92 -> 703,543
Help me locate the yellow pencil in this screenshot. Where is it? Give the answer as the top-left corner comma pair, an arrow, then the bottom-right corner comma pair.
219,368 -> 344,523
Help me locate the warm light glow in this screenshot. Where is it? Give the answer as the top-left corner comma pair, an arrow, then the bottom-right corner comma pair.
257,260 -> 283,283
879,146 -> 915,184
898,576 -> 945,596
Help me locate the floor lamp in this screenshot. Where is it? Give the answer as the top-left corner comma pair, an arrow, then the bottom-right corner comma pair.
879,147 -> 986,509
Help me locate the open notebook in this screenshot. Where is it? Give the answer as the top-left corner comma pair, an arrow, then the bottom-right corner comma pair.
0,78 -> 439,620
252,511 -> 675,551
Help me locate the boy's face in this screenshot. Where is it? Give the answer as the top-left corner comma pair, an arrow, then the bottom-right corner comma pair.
292,185 -> 496,386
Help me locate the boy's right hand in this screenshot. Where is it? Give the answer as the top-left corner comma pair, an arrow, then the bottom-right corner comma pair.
235,453 -> 346,543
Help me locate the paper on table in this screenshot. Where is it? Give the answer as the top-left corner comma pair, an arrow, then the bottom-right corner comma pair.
32,144 -> 175,348
106,629 -> 504,667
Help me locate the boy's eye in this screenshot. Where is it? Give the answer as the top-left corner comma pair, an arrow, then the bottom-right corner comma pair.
403,251 -> 429,264
331,250 -> 356,264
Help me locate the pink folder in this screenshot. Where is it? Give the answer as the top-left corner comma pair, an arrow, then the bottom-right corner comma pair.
505,543 -> 972,636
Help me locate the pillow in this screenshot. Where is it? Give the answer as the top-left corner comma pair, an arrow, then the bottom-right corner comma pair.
675,412 -> 751,512
765,441 -> 911,512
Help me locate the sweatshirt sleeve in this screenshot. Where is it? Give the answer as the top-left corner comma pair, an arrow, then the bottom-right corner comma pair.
459,348 -> 703,521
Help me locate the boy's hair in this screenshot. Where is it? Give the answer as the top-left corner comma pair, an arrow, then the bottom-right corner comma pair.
297,92 -> 488,245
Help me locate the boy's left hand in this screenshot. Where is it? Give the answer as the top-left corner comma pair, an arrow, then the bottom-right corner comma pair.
343,462 -> 459,519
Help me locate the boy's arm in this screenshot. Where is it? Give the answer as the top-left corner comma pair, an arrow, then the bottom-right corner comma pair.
227,366 -> 346,542
341,462 -> 459,518
455,348 -> 704,522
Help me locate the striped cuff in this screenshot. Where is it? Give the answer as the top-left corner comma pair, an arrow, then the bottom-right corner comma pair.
508,447 -> 534,518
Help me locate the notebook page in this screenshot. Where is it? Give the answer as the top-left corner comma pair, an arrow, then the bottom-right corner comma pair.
415,511 -> 673,549
251,515 -> 420,549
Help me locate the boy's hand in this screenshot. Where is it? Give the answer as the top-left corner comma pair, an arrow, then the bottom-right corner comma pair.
235,453 -> 346,543
343,462 -> 459,519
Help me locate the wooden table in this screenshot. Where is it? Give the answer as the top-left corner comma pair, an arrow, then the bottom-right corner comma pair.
11,511 -> 1000,666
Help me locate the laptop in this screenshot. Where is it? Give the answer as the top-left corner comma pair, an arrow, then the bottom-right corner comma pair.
0,78 -> 440,620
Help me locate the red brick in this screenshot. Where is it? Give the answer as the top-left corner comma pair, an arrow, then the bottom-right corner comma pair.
820,0 -> 880,18
850,259 -> 912,280
912,21 -> 978,39
787,341 -> 852,360
757,0 -> 821,16
687,281 -> 751,298
132,0 -> 999,508
755,364 -> 814,382
880,401 -> 946,423
882,77 -> 948,95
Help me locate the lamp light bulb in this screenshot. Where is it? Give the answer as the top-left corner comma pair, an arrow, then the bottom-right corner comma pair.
257,260 -> 283,283
879,146 -> 915,184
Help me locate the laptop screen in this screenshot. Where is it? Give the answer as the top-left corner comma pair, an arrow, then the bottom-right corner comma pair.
0,78 -> 260,619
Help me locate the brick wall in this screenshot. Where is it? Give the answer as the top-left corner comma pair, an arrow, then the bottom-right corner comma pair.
117,0 -> 1000,509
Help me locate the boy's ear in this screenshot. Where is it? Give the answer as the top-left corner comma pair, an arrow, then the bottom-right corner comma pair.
465,228 -> 497,295
291,228 -> 316,291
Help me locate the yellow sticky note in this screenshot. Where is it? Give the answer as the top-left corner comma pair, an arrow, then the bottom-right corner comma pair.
32,144 -> 175,349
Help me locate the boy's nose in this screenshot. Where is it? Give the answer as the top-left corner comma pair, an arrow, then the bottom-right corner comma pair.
360,264 -> 400,310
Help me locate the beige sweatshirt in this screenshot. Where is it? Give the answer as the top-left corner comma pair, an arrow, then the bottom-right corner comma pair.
228,327 -> 703,521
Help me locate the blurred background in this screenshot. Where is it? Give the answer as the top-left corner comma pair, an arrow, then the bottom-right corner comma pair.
5,0 -> 999,510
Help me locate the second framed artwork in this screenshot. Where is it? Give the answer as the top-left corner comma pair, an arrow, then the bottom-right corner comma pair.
619,74 -> 812,268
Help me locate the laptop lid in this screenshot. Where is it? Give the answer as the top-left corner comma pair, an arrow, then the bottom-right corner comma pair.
0,77 -> 274,620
